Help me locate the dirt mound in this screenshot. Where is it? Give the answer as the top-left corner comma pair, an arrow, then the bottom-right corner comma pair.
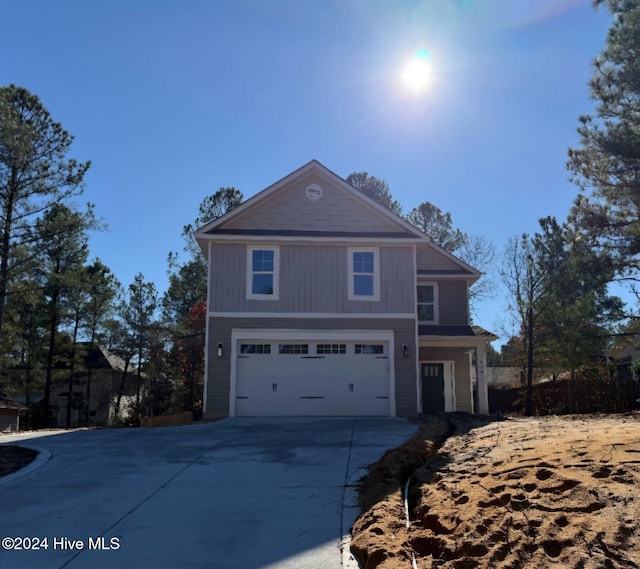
350,416 -> 452,569
351,414 -> 640,569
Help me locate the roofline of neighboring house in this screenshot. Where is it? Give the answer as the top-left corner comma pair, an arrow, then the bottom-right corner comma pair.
0,393 -> 28,411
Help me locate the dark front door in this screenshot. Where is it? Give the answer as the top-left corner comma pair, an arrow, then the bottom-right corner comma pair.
421,363 -> 445,414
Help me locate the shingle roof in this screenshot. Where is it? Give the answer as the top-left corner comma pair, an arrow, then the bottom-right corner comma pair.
418,325 -> 498,340
0,392 -> 27,410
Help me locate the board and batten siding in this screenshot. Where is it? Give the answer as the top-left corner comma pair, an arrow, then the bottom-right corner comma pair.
221,172 -> 404,234
208,243 -> 416,314
205,316 -> 418,418
419,346 -> 473,413
437,280 -> 469,326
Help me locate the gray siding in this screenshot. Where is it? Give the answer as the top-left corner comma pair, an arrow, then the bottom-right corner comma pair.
419,346 -> 473,413
209,244 -> 415,314
416,245 -> 462,271
222,172 -> 404,234
438,280 -> 469,326
205,316 -> 418,418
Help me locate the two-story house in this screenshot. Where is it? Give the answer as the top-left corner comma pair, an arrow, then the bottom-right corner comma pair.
195,160 -> 496,419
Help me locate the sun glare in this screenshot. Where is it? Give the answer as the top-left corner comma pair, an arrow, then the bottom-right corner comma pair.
400,49 -> 432,94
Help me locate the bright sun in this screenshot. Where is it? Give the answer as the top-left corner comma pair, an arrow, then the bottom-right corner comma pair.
400,49 -> 432,94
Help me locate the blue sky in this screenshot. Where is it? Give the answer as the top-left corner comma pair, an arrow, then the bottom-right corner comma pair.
1,0 -> 613,340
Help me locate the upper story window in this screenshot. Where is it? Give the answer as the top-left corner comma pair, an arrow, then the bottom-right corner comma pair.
417,283 -> 438,323
246,246 -> 279,300
348,247 -> 380,301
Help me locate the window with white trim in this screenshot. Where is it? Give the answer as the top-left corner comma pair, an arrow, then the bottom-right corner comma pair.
348,247 -> 379,301
417,283 -> 438,323
247,246 -> 279,300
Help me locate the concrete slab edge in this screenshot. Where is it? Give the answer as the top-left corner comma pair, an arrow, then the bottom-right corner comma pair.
0,446 -> 51,487
342,465 -> 369,568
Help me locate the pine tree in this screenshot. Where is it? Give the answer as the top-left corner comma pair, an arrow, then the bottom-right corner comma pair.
0,85 -> 90,340
568,0 -> 640,282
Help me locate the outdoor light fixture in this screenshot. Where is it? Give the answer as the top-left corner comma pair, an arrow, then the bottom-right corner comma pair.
217,343 -> 223,358
402,344 -> 409,358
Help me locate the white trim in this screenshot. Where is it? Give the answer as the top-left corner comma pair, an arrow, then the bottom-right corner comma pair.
413,245 -> 421,415
417,281 -> 439,325
468,350 -> 475,414
208,311 -> 415,319
475,345 -> 489,414
206,241 -> 213,309
348,246 -> 380,301
447,361 -> 456,412
202,241 -> 213,414
246,245 -> 280,300
229,328 -> 396,417
305,183 -> 323,201
421,360 -> 456,412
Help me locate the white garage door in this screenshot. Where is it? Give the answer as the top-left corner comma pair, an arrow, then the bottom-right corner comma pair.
234,339 -> 391,416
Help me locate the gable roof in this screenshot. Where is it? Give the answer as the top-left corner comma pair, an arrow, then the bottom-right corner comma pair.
195,160 -> 429,243
0,392 -> 27,411
194,160 -> 481,280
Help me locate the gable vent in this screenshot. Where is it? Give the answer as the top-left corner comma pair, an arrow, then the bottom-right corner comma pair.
305,184 -> 323,202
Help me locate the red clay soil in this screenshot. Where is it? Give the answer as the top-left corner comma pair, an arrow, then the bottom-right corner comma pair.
0,445 -> 37,477
351,413 -> 640,569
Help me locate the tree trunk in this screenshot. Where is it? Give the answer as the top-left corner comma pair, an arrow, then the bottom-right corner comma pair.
66,316 -> 80,429
85,366 -> 93,426
0,173 -> 16,342
43,289 -> 59,426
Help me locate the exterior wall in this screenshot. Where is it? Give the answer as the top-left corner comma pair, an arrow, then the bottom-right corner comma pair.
51,370 -> 138,427
0,409 -> 21,432
205,316 -> 418,418
209,243 -> 415,315
222,172 -> 404,234
416,245 -> 462,271
419,346 -> 473,413
437,280 -> 469,326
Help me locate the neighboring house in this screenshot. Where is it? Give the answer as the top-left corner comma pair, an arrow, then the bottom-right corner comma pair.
606,339 -> 639,382
0,392 -> 26,432
194,160 -> 497,418
49,343 -> 139,428
487,367 -> 523,387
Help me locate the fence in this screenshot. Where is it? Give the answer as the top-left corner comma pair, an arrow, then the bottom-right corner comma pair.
139,411 -> 193,428
489,373 -> 639,416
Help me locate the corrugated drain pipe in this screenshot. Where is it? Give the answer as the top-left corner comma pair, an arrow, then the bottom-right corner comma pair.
403,476 -> 419,569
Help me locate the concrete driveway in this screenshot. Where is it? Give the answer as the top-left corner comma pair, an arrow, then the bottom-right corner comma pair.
0,417 -> 417,569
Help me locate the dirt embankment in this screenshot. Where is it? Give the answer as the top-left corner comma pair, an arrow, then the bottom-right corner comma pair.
351,413 -> 640,569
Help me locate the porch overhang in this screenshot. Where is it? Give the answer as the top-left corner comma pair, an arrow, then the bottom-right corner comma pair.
418,325 -> 498,415
418,325 -> 498,347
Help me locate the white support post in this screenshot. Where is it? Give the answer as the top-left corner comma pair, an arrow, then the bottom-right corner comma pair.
476,345 -> 489,415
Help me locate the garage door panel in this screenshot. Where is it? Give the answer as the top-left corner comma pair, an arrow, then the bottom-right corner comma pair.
234,339 -> 391,416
